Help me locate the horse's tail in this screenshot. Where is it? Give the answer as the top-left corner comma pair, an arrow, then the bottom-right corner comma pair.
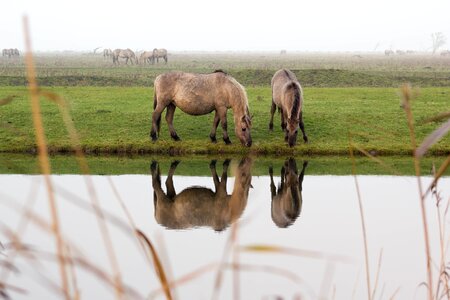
153,89 -> 161,134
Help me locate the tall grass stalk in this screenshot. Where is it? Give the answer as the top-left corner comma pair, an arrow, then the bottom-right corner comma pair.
401,84 -> 433,300
349,136 -> 372,300
22,16 -> 70,300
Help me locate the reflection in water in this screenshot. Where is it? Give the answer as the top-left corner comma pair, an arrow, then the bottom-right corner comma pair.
269,158 -> 308,228
151,158 -> 253,231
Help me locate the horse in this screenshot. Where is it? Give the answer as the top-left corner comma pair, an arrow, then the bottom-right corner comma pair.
1,49 -> 9,57
139,51 -> 154,64
269,159 -> 308,228
270,69 -> 307,147
12,49 -> 19,56
112,48 -> 137,65
384,49 -> 394,56
103,48 -> 112,58
151,70 -> 253,146
151,158 -> 253,231
152,48 -> 168,64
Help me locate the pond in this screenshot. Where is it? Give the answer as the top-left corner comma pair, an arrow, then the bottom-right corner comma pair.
0,156 -> 449,300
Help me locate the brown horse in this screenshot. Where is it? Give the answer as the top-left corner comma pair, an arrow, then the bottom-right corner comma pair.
112,48 -> 137,65
151,158 -> 253,231
151,70 -> 252,146
152,48 -> 168,64
269,159 -> 308,228
270,69 -> 308,147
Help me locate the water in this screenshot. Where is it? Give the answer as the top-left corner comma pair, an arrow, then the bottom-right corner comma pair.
0,157 -> 449,300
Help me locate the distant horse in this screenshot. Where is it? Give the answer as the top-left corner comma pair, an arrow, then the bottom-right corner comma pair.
151,70 -> 253,146
139,51 -> 154,64
384,49 -> 394,56
269,159 -> 308,228
396,50 -> 405,55
13,49 -> 19,56
2,49 -> 9,57
152,48 -> 168,64
270,69 -> 307,147
2,49 -> 18,58
151,158 -> 253,231
103,48 -> 112,58
112,48 -> 137,65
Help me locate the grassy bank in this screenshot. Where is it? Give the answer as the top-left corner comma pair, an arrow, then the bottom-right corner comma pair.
0,86 -> 449,155
1,153 -> 449,176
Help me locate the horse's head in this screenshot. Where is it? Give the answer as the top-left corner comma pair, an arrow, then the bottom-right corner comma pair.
236,114 -> 252,147
286,117 -> 300,147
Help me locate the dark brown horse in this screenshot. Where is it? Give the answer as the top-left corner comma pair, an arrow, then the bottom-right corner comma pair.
151,158 -> 253,231
150,70 -> 252,146
270,69 -> 308,147
269,159 -> 308,228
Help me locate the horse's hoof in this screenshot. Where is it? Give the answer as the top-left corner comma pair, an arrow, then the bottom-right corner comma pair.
150,161 -> 158,172
223,159 -> 231,167
269,166 -> 273,175
224,138 -> 232,145
150,132 -> 158,142
210,135 -> 217,143
269,123 -> 273,131
209,160 -> 217,168
303,136 -> 309,143
171,134 -> 181,141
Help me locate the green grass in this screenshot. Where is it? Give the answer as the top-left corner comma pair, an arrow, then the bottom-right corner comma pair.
0,86 -> 449,155
1,52 -> 450,87
1,153 -> 449,176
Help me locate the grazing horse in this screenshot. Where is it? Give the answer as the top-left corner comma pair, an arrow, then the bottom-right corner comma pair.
112,48 -> 137,65
1,49 -> 9,57
151,70 -> 253,146
269,159 -> 308,228
139,51 -> 154,64
270,69 -> 307,147
2,49 -> 18,58
103,48 -> 112,58
152,48 -> 168,64
384,49 -> 394,56
151,158 -> 253,231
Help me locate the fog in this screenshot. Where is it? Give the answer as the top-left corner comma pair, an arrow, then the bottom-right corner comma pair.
1,0 -> 450,52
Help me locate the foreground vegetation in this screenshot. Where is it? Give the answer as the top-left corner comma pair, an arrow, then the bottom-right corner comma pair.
0,86 -> 449,155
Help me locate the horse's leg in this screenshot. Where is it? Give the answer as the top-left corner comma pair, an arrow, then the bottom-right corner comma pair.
209,110 -> 220,143
269,166 -> 276,197
166,160 -> 180,198
299,161 -> 308,192
209,160 -> 220,191
269,100 -> 276,131
165,103 -> 180,141
219,159 -> 231,192
150,103 -> 165,141
219,108 -> 231,145
280,109 -> 287,131
299,111 -> 308,143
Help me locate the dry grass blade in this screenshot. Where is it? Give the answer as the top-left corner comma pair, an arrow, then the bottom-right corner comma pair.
239,244 -> 353,264
148,262 -> 218,299
416,119 -> 450,158
389,287 -> 401,300
349,135 -> 372,300
0,281 -> 27,298
371,249 -> 383,300
401,83 -> 433,300
424,155 -> 450,199
22,16 -> 70,300
136,230 -> 172,300
350,143 -> 401,176
421,111 -> 450,124
0,96 -> 16,106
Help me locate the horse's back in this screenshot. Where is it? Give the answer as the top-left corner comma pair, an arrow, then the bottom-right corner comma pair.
271,69 -> 301,105
154,71 -> 232,115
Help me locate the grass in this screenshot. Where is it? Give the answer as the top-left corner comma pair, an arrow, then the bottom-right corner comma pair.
1,52 -> 450,87
0,86 -> 449,155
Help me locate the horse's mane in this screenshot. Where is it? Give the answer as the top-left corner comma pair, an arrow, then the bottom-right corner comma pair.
285,82 -> 301,120
213,69 -> 227,75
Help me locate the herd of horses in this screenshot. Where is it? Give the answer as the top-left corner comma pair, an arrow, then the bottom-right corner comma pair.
151,157 -> 308,230
103,48 -> 168,65
150,68 -> 307,148
2,48 -> 20,58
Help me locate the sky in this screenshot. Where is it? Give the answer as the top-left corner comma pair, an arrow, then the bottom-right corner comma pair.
1,0 -> 450,52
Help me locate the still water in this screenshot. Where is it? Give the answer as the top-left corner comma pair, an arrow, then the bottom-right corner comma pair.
0,157 -> 448,300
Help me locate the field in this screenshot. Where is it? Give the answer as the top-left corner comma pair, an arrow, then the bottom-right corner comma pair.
1,52 -> 450,156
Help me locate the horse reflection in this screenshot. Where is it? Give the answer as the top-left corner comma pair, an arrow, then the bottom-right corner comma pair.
151,158 -> 253,231
269,159 -> 308,228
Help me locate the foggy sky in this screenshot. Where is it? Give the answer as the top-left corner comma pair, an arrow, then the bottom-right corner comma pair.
2,0 -> 450,52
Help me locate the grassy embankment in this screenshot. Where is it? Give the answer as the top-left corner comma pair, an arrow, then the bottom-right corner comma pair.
0,86 -> 449,155
0,53 -> 449,156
